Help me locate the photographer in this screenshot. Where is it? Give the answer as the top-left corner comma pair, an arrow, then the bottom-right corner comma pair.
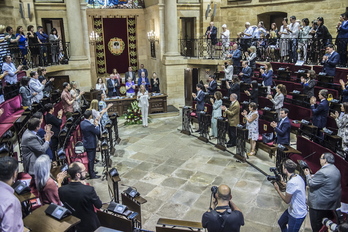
274,159 -> 307,232
304,152 -> 341,232
202,184 -> 244,232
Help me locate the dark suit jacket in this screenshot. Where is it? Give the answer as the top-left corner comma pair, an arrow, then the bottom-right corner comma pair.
262,70 -> 273,86
137,77 -> 150,90
302,79 -> 316,98
241,66 -> 252,83
45,113 -> 62,137
206,26 -> 217,45
322,51 -> 340,76
311,99 -> 329,128
206,80 -> 217,95
80,119 -> 100,150
231,49 -> 242,67
274,117 -> 291,145
106,78 -> 119,97
137,68 -> 148,78
125,71 -> 136,83
58,182 -> 102,232
337,21 -> 348,39
195,90 -> 205,111
228,83 -> 240,100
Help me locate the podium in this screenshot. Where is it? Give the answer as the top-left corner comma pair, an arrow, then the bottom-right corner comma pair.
107,172 -> 121,203
215,117 -> 228,151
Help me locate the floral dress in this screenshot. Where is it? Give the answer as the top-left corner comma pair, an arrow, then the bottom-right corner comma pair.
246,110 -> 259,141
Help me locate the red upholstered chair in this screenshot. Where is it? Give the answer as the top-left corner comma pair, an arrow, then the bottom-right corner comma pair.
0,95 -> 25,124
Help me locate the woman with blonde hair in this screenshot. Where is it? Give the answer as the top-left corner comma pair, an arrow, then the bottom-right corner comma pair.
70,81 -> 85,112
245,46 -> 257,69
137,84 -> 150,127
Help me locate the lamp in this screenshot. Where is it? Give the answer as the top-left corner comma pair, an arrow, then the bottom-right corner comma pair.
89,30 -> 100,44
147,30 -> 159,42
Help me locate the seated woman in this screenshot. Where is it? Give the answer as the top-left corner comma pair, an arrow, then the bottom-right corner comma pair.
226,76 -> 240,100
151,72 -> 160,93
98,93 -> 113,129
301,70 -> 316,99
267,84 -> 286,118
241,102 -> 259,156
330,102 -> 348,154
19,76 -> 37,108
44,103 -> 63,158
260,62 -> 273,94
33,155 -> 66,205
125,77 -> 136,98
244,80 -> 258,104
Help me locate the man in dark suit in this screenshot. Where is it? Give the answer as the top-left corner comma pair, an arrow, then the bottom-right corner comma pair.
310,89 -> 329,130
304,153 -> 341,232
321,44 -> 340,76
221,93 -> 240,147
107,75 -> 119,97
21,118 -> 52,175
44,103 -> 63,157
80,110 -> 100,179
192,84 -> 205,133
204,75 -> 217,96
137,71 -> 150,90
58,162 -> 102,232
125,66 -> 136,83
336,12 -> 348,66
228,44 -> 242,74
137,64 -> 148,78
271,108 -> 291,145
205,22 -> 218,45
239,61 -> 252,84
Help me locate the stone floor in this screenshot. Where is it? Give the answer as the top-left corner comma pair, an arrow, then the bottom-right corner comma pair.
83,114 -> 312,231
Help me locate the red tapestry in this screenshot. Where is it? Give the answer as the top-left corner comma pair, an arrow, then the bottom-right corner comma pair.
93,17 -> 137,75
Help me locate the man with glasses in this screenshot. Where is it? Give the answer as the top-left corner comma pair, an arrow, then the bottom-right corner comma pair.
304,153 -> 341,232
58,162 -> 102,232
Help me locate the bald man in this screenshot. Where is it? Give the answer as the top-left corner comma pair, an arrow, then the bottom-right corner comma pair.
202,184 -> 244,232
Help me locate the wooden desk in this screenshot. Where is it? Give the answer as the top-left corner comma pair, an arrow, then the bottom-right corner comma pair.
157,218 -> 203,231
106,94 -> 167,116
15,192 -> 36,203
23,205 -> 80,232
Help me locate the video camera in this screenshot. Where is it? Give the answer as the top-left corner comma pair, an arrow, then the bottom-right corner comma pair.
267,167 -> 286,192
322,209 -> 347,232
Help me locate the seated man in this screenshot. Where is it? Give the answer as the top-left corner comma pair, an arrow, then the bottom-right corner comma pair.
0,156 -> 24,231
270,108 -> 291,146
202,184 -> 244,232
59,162 -> 102,232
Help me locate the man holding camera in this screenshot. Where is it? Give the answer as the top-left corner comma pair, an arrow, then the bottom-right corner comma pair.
304,152 -> 341,232
202,184 -> 244,232
274,159 -> 307,232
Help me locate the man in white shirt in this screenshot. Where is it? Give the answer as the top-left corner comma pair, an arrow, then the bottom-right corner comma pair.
287,16 -> 300,63
274,159 -> 307,232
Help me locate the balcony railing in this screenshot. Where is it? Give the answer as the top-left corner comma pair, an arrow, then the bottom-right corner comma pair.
0,42 -> 70,69
179,37 -> 348,67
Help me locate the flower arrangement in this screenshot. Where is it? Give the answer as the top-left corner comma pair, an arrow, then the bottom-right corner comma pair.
124,101 -> 142,125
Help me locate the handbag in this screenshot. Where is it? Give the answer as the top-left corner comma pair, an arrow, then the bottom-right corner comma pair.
262,132 -> 275,143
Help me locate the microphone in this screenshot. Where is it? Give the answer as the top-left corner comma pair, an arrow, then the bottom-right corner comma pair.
63,201 -> 75,213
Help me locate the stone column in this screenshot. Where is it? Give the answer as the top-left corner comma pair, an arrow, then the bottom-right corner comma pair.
164,0 -> 180,56
66,0 -> 87,61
